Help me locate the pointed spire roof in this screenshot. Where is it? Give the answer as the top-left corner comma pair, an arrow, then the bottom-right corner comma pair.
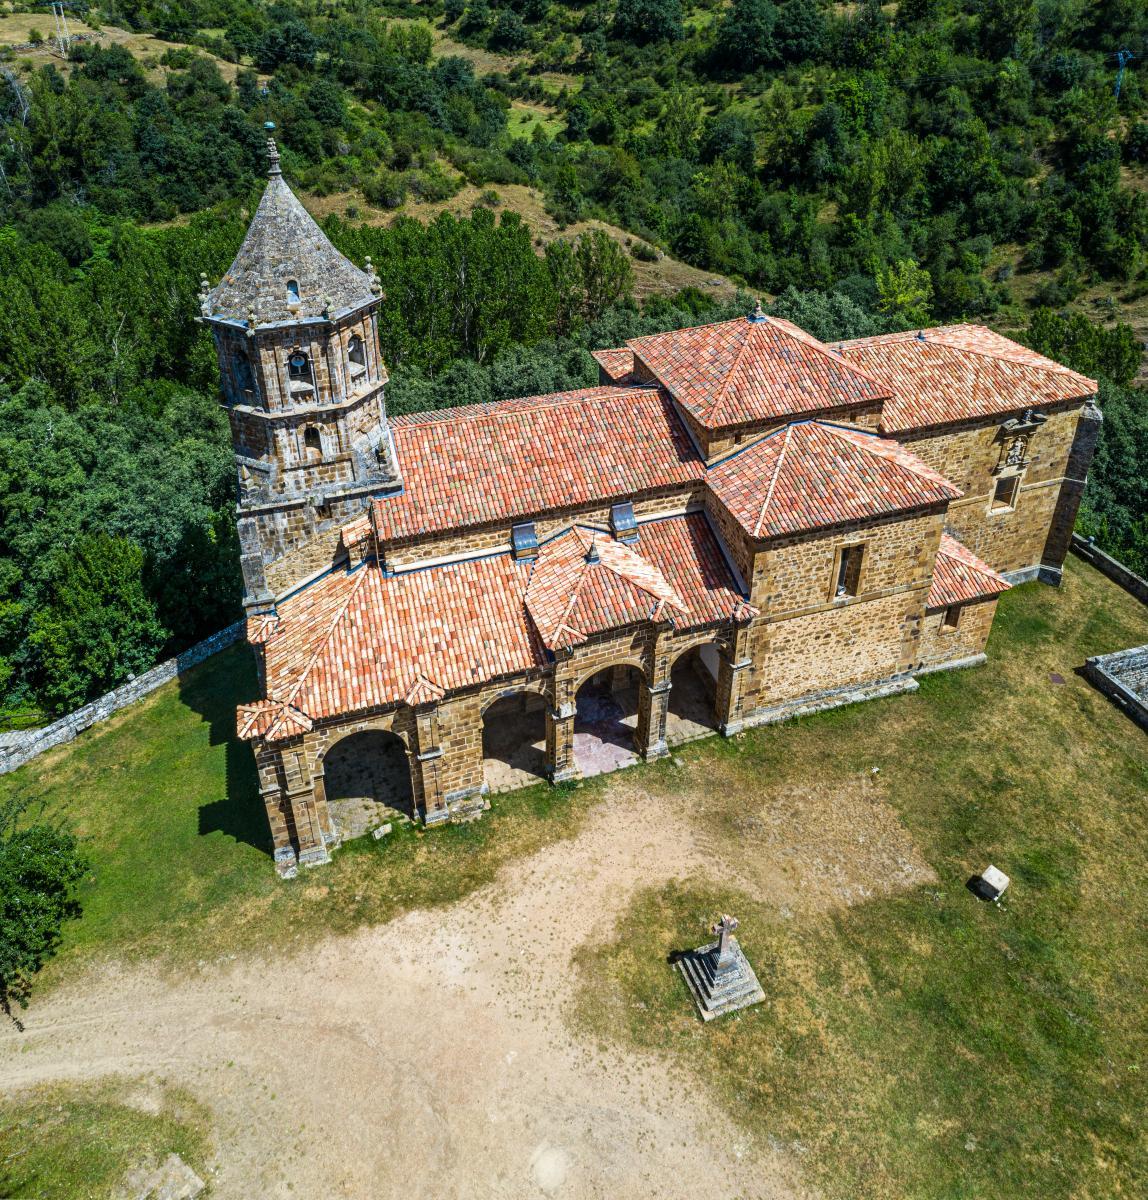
203,134 -> 380,327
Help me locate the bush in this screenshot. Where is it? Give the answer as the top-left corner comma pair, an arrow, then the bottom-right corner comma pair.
0,796 -> 87,1014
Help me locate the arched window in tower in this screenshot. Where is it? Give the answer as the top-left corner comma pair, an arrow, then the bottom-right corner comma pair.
234,347 -> 254,397
347,333 -> 367,380
287,350 -> 314,396
303,425 -> 322,460
286,278 -> 301,304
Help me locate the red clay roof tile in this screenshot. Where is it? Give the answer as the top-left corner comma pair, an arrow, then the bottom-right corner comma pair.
373,386 -> 701,543
834,325 -> 1097,433
707,421 -> 962,539
625,316 -> 890,429
927,532 -> 1011,608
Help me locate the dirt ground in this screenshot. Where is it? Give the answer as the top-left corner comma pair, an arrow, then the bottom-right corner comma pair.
0,775 -> 931,1198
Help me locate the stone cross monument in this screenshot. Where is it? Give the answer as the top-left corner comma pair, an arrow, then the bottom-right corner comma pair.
676,912 -> 765,1022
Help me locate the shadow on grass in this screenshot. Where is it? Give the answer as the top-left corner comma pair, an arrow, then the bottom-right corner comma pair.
177,644 -> 272,856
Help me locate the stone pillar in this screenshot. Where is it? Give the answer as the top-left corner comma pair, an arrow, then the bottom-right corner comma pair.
1042,397 -> 1103,578
637,628 -> 672,761
412,705 -> 450,825
546,702 -> 578,782
255,744 -> 300,878
637,680 -> 671,760
716,625 -> 755,736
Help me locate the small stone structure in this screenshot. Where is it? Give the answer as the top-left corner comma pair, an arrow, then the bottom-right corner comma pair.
1084,644 -> 1148,730
676,914 -> 766,1021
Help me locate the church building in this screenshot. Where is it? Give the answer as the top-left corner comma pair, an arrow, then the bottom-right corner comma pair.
202,144 -> 1102,877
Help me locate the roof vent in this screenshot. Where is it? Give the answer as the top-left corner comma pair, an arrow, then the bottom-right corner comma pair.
610,501 -> 639,543
747,298 -> 768,324
916,330 -> 927,341
511,522 -> 539,561
585,539 -> 601,565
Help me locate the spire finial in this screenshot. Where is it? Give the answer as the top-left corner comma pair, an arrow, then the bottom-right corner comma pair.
585,538 -> 601,565
748,297 -> 767,323
264,121 -> 281,177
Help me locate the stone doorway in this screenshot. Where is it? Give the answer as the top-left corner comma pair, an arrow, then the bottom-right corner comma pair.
667,645 -> 721,745
322,730 -> 414,839
483,692 -> 548,793
574,665 -> 641,777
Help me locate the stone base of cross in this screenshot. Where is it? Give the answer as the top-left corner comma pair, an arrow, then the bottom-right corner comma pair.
675,912 -> 765,1022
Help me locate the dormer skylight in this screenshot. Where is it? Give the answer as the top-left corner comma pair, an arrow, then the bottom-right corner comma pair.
610,502 -> 639,543
511,522 -> 539,560
286,278 -> 301,304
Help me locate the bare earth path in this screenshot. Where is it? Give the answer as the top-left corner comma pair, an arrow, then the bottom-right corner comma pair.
0,786 -> 816,1200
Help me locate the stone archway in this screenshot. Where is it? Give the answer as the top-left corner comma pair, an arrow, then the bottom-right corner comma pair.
667,644 -> 721,745
573,665 -> 643,777
482,692 -> 548,793
321,729 -> 414,838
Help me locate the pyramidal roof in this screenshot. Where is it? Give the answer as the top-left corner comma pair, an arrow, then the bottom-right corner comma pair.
203,138 -> 378,327
625,311 -> 891,430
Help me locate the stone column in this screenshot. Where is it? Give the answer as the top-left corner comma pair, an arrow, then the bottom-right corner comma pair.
546,702 -> 578,782
255,744 -> 300,878
636,680 -> 671,760
716,624 -> 755,736
412,705 -> 449,825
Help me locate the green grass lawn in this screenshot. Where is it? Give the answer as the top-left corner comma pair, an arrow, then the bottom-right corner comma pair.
574,558 -> 1148,1199
0,1079 -> 210,1200
1,556 -> 1145,1198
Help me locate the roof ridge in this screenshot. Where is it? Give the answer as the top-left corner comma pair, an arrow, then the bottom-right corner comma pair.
390,385 -> 658,429
765,316 -> 892,392
703,320 -> 758,424
753,423 -> 796,537
925,326 -> 1095,383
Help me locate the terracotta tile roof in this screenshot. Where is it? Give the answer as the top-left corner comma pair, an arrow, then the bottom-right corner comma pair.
834,325 -> 1097,433
635,513 -> 759,626
927,532 -> 1011,608
373,386 -> 702,543
248,555 -> 544,737
526,527 -> 688,650
707,421 -> 962,540
624,316 -> 890,430
591,347 -> 637,383
242,514 -> 754,736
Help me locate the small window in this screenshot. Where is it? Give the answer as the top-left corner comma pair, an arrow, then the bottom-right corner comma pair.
303,426 -> 322,457
835,545 -> 863,598
511,522 -> 539,561
942,604 -> 961,631
348,333 -> 367,376
286,278 -> 301,303
234,348 -> 254,394
610,501 -> 638,543
991,475 -> 1019,512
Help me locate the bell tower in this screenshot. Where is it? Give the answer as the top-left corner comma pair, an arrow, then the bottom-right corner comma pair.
200,131 -> 400,612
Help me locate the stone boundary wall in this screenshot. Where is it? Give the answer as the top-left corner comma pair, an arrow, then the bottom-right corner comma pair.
1083,645 -> 1148,731
0,621 -> 245,776
1070,534 -> 1148,605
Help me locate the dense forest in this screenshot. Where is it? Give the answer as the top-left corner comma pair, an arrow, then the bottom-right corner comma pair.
0,0 -> 1145,719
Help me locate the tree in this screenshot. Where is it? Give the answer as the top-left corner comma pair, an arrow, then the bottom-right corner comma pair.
875,259 -> 933,327
612,0 -> 683,45
1025,310 -> 1142,387
491,9 -> 528,50
0,795 -> 87,1014
713,0 -> 779,72
29,534 -> 167,715
768,286 -> 888,341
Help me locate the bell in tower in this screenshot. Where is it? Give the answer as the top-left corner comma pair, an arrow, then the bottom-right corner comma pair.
199,127 -> 401,612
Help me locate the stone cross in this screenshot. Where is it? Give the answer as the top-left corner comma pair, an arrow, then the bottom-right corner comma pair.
711,913 -> 739,971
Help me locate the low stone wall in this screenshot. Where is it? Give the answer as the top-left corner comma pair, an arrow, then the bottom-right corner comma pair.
0,621 -> 245,776
1083,645 -> 1148,730
1071,534 -> 1148,605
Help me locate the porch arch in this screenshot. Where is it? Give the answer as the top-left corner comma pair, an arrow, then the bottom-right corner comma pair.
667,641 -> 723,745
482,690 -> 548,792
572,663 -> 645,777
319,728 -> 415,838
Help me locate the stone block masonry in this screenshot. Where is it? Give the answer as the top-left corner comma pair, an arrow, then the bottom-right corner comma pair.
0,621 -> 245,776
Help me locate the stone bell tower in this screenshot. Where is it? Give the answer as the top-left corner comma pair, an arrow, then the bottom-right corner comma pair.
200,132 -> 401,613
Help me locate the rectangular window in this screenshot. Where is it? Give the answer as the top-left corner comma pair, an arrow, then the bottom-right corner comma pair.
835,545 -> 864,598
511,522 -> 539,561
991,475 -> 1019,512
942,604 -> 961,631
